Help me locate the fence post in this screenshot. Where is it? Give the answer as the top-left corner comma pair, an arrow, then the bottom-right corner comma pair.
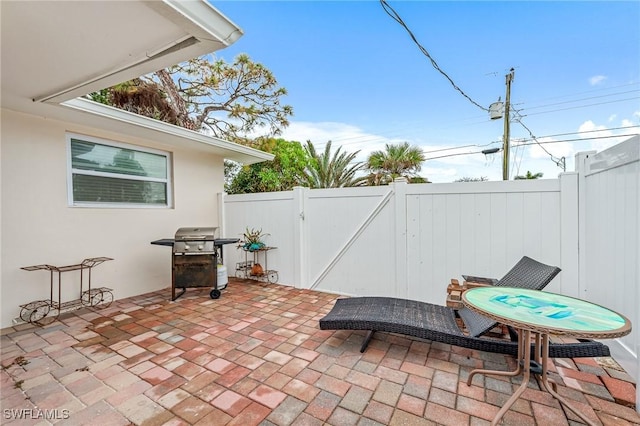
292,186 -> 306,289
559,173 -> 579,298
392,178 -> 409,298
218,192 -> 226,237
574,150 -> 596,299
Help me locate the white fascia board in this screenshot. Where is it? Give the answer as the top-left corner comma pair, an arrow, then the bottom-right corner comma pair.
61,98 -> 273,165
159,0 -> 244,46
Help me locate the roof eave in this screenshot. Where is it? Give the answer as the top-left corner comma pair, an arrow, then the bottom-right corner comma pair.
61,98 -> 274,165
159,0 -> 244,47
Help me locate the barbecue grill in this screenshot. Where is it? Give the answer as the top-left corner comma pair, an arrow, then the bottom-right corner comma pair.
172,227 -> 219,301
151,228 -> 239,301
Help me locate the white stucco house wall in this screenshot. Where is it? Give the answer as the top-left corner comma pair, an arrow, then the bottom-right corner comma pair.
0,1 -> 273,328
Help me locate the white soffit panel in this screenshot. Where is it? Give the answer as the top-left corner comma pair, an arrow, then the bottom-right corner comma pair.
1,0 -> 243,108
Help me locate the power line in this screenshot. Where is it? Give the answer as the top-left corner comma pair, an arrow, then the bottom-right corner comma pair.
520,96 -> 640,117
512,112 -> 566,170
523,125 -> 640,140
317,124 -> 640,159
520,89 -> 640,112
513,133 -> 639,147
425,150 -> 487,160
341,125 -> 640,161
379,0 -> 488,112
321,92 -> 638,147
424,133 -> 639,161
423,139 -> 500,154
519,81 -> 640,106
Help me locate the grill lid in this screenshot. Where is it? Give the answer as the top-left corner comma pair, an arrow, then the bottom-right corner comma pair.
174,227 -> 218,241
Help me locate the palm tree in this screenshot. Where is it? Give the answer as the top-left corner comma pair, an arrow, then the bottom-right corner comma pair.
303,141 -> 367,188
515,171 -> 544,180
365,142 -> 426,185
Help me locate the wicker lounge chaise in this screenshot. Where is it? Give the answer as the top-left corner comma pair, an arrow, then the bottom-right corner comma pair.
319,256 -> 611,359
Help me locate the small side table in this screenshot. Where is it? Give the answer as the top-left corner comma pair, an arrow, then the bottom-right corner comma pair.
20,257 -> 113,326
236,247 -> 278,283
462,287 -> 631,426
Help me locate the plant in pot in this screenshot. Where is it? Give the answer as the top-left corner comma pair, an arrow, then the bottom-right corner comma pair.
240,227 -> 270,276
241,227 -> 269,252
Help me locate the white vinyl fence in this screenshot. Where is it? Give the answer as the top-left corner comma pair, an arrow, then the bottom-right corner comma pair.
222,181 -> 575,299
221,136 -> 639,406
577,136 -> 639,405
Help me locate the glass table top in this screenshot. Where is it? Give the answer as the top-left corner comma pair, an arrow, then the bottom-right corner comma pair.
462,287 -> 631,337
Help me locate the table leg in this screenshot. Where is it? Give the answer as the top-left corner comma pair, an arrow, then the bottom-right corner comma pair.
537,334 -> 598,426
473,331 -> 600,425
534,333 -> 542,363
466,327 -> 524,386
489,329 -> 533,426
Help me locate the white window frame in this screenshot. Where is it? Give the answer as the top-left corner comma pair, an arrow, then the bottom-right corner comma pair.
66,133 -> 173,208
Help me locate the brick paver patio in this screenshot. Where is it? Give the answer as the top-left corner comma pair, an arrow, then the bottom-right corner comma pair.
1,278 -> 638,425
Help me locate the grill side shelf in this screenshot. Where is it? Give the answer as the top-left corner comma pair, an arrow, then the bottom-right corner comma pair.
19,257 -> 114,326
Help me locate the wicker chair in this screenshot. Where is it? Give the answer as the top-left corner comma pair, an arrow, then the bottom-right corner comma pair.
319,256 -> 611,358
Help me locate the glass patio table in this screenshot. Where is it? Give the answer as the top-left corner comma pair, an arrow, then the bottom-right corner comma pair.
462,287 -> 631,426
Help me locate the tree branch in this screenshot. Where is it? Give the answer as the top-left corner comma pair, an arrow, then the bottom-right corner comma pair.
155,69 -> 197,130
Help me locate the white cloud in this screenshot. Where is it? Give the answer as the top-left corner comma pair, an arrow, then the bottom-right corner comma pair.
280,121 -> 398,158
281,121 -> 367,145
577,119 -> 639,152
578,120 -> 610,137
526,137 -> 574,160
608,114 -> 617,123
272,115 -> 639,183
423,167 -> 458,178
589,75 -> 607,86
577,120 -> 613,151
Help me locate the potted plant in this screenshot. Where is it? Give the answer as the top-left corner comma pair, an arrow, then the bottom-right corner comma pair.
241,227 -> 269,252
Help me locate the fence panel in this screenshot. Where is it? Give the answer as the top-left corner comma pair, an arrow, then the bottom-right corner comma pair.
404,181 -> 562,305
581,136 -> 639,384
222,191 -> 296,285
224,180 -> 564,304
304,187 -> 394,295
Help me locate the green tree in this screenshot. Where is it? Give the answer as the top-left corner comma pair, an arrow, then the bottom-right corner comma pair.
226,138 -> 308,194
90,54 -> 293,140
365,142 -> 426,185
303,141 -> 366,188
224,160 -> 242,190
408,176 -> 430,184
515,171 -> 544,180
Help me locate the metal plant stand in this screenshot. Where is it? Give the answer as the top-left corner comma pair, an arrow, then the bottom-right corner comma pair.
236,247 -> 278,284
19,257 -> 113,326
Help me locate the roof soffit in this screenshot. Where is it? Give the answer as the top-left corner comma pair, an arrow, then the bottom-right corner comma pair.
1,0 -> 243,107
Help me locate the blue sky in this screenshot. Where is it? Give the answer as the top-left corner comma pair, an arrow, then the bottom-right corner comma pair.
213,1 -> 640,182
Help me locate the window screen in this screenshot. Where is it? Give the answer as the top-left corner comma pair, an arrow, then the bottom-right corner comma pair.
68,135 -> 171,207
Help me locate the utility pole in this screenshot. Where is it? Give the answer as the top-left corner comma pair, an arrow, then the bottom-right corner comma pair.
502,68 -> 515,180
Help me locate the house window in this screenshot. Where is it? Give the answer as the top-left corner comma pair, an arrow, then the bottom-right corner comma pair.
67,134 -> 172,207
